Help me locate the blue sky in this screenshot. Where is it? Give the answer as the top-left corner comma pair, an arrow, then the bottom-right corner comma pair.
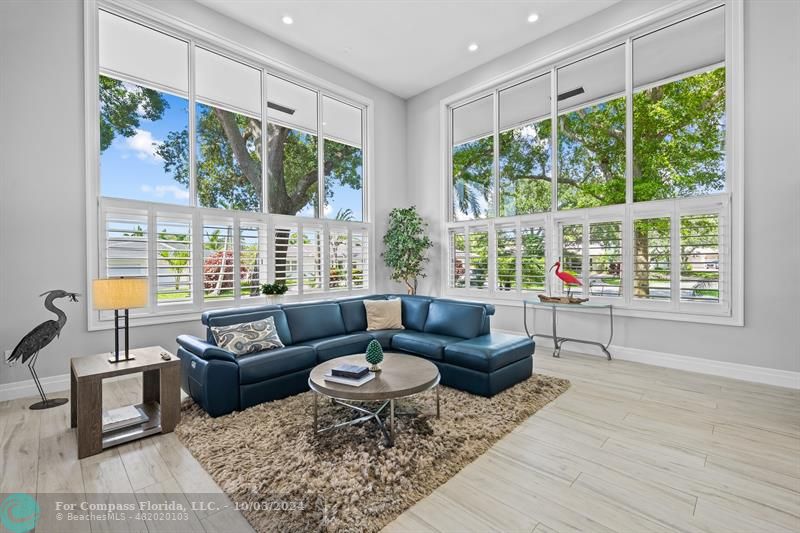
101,92 -> 191,204
101,90 -> 363,220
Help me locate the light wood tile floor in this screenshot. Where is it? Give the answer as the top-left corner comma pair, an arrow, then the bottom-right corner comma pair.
1,352 -> 798,532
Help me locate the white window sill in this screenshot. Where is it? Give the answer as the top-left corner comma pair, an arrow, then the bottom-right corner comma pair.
443,290 -> 742,327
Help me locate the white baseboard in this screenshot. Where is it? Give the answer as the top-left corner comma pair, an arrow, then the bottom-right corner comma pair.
497,329 -> 800,390
0,372 -> 138,403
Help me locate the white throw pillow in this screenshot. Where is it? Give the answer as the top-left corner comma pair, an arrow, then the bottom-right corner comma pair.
364,299 -> 405,331
211,316 -> 284,356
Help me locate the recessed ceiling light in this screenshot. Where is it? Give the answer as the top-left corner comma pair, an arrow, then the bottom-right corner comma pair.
468,43 -> 479,52
527,13 -> 539,23
282,15 -> 293,25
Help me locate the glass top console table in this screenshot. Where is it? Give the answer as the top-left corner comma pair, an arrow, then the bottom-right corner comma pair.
523,300 -> 613,360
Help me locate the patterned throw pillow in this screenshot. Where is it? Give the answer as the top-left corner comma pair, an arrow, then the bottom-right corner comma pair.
211,316 -> 284,356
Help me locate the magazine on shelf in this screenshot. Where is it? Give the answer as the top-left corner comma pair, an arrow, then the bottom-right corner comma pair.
102,405 -> 149,433
323,371 -> 376,387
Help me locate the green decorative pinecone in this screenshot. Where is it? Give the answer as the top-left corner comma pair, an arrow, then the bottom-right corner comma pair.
365,340 -> 384,370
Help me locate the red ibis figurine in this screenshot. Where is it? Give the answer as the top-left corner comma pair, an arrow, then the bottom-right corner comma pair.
550,261 -> 582,297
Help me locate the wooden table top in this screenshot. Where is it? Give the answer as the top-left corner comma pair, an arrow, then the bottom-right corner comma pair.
309,352 -> 440,401
71,345 -> 178,381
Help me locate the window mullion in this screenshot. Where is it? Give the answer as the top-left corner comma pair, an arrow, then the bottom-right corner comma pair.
488,221 -> 496,297
670,205 -> 681,309
322,224 -> 330,292
233,217 -> 241,301
581,217 -> 590,297
550,68 -> 558,213
515,220 -> 522,294
261,69 -> 269,213
297,222 -> 304,296
623,206 -> 633,306
464,224 -> 471,289
188,42 -> 197,207
147,208 -> 157,313
625,37 -> 633,205
492,90 -> 500,218
317,91 -> 325,219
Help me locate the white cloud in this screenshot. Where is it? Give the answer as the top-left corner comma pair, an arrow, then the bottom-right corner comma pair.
126,129 -> 163,162
141,184 -> 190,201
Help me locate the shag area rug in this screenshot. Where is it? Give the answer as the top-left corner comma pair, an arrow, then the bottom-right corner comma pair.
175,374 -> 570,533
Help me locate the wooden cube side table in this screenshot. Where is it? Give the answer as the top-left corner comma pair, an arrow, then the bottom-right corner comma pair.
70,346 -> 181,459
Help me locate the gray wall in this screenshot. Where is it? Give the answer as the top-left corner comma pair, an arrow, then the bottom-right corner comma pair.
0,0 -> 407,385
405,0 -> 800,372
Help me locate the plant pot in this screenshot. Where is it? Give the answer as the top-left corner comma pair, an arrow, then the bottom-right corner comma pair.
265,295 -> 284,305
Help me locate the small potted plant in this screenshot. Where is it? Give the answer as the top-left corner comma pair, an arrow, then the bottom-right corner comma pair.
261,281 -> 289,304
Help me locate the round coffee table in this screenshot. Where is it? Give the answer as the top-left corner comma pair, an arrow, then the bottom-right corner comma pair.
308,352 -> 440,446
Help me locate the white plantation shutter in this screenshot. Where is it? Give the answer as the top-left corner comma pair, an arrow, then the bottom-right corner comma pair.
156,217 -> 192,304
351,229 -> 369,290
239,221 -> 266,298
468,227 -> 489,289
589,221 -> 623,298
273,223 -> 299,294
520,224 -> 546,292
680,213 -> 722,303
495,225 -> 517,291
104,213 -> 148,279
560,223 -> 584,294
633,217 -> 672,300
302,227 -> 324,293
449,229 -> 466,288
202,221 -> 234,301
328,227 -> 349,291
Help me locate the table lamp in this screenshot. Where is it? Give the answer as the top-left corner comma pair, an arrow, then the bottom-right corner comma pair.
93,278 -> 148,363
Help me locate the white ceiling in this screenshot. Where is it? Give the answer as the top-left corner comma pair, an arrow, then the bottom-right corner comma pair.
195,0 -> 621,99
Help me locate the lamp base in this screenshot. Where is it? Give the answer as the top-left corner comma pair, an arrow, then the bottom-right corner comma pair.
108,354 -> 135,364
30,397 -> 69,410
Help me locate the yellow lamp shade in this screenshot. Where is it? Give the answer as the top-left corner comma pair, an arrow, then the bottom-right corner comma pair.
92,278 -> 148,310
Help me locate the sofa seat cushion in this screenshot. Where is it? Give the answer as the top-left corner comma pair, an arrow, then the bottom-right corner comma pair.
444,333 -> 533,373
300,333 -> 373,362
391,331 -> 461,360
364,329 -> 404,349
237,345 -> 317,385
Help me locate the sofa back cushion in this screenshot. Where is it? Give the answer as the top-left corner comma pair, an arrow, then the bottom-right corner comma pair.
339,295 -> 386,333
203,307 -> 292,346
389,295 -> 431,331
423,301 -> 485,339
283,303 -> 346,343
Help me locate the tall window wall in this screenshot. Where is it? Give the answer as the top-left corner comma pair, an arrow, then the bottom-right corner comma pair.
94,8 -> 370,323
447,5 -> 730,318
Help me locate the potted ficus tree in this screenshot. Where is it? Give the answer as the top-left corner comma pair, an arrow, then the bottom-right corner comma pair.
381,206 -> 433,295
261,281 -> 289,304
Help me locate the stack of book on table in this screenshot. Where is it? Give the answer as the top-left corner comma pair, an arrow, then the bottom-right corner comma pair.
324,363 -> 375,386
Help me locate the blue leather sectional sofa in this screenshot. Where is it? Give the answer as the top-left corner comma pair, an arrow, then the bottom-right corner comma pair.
176,294 -> 535,417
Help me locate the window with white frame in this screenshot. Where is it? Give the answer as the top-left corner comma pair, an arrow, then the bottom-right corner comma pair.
446,4 -> 735,321
91,7 -> 371,326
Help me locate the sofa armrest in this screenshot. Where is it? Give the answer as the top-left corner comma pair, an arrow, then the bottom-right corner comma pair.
177,335 -> 237,363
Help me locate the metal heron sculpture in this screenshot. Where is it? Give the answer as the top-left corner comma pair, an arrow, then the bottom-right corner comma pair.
7,290 -> 79,409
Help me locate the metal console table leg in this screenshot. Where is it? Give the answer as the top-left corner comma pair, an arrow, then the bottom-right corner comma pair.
523,300 -> 614,360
